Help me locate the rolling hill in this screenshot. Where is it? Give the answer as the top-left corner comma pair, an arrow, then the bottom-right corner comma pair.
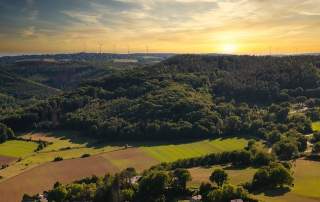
0,70 -> 61,100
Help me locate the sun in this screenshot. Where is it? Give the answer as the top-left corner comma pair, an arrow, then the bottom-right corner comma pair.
221,44 -> 237,54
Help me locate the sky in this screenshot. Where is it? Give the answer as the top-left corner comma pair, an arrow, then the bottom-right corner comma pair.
0,0 -> 320,54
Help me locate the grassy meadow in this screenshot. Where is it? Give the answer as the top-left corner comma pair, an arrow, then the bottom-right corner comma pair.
0,131 -> 251,180
0,140 -> 38,158
142,137 -> 248,162
188,165 -> 257,187
255,159 -> 320,202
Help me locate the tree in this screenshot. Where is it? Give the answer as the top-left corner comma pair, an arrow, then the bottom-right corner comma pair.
312,142 -> 320,154
267,130 -> 281,144
47,182 -> 67,202
206,184 -> 251,202
210,169 -> 228,187
172,168 -> 192,193
137,171 -> 170,202
231,150 -> 252,166
225,116 -> 241,133
253,151 -> 274,166
199,182 -> 213,201
0,123 -> 15,143
273,139 -> 299,160
252,163 -> 293,189
296,135 -> 308,152
312,132 -> 320,143
119,167 -> 137,188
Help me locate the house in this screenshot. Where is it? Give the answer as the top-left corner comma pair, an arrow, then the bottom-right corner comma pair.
231,199 -> 243,202
130,176 -> 141,184
190,195 -> 202,202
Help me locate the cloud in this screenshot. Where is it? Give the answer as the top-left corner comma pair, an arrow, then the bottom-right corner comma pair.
21,26 -> 36,38
24,0 -> 39,20
0,0 -> 320,53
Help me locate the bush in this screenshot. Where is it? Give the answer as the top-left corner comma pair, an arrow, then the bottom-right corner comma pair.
81,153 -> 91,158
206,184 -> 257,202
53,157 -> 63,162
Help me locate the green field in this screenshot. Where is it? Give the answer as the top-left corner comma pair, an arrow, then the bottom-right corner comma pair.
312,121 -> 320,132
256,159 -> 320,202
186,160 -> 320,202
0,140 -> 38,158
188,165 -> 257,187
142,137 -> 249,162
0,132 -> 251,180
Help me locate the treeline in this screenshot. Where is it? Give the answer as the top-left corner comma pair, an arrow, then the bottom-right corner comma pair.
1,55 -> 320,142
0,122 -> 15,143
22,167 -> 258,202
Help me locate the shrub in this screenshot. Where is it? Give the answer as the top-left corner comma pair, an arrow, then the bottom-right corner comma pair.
81,153 -> 91,158
53,157 -> 63,162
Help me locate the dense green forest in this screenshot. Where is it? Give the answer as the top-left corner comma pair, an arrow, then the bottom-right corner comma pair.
1,55 -> 319,144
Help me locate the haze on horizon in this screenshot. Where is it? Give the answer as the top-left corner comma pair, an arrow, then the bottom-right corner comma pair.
0,0 -> 320,55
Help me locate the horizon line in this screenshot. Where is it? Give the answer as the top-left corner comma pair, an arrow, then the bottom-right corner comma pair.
1,51 -> 320,58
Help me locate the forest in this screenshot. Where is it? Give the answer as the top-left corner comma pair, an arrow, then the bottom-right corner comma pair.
1,55 -> 319,143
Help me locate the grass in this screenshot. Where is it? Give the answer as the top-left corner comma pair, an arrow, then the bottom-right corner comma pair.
0,140 -> 38,158
312,121 -> 320,132
255,159 -> 320,202
188,165 -> 257,187
142,137 -> 249,162
0,132 -> 250,180
187,159 -> 320,202
0,131 -> 121,179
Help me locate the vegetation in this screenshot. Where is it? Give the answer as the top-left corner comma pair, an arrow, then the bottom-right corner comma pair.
53,156 -> 64,162
209,169 -> 228,187
0,122 -> 15,143
250,163 -> 294,190
1,54 -> 320,201
24,167 -> 258,202
0,140 -> 38,158
149,141 -> 273,171
1,55 -> 319,144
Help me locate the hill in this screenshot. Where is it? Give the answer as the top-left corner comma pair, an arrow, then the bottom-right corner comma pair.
1,55 -> 319,141
2,61 -> 110,91
0,53 -> 173,97
0,70 -> 61,100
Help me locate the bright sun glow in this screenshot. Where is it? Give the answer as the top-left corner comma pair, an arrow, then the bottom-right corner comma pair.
222,44 -> 237,54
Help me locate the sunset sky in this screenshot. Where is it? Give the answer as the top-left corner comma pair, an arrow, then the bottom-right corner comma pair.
0,0 -> 320,54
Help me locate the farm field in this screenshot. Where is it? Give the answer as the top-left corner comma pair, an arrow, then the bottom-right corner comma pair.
0,131 -> 252,202
0,155 -> 118,202
186,159 -> 320,202
188,165 -> 257,187
142,137 -> 248,162
255,159 -> 320,202
0,140 -> 38,158
0,155 -> 17,167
